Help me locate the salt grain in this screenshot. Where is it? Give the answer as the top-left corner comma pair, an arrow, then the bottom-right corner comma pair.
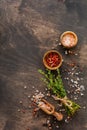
62,59 -> 64,62
74,81 -> 78,85
75,53 -> 78,56
75,73 -> 79,75
71,79 -> 74,83
80,93 -> 84,96
74,97 -> 78,100
59,43 -> 61,45
77,77 -> 80,81
24,86 -> 27,89
83,106 -> 86,109
49,126 -> 52,130
28,106 -> 31,109
72,68 -> 75,71
56,125 -> 59,128
47,93 -> 51,96
80,85 -> 85,91
18,109 -> 21,112
45,88 -> 48,91
65,50 -> 68,55
46,120 -> 50,124
66,77 -> 69,80
28,95 -> 31,98
74,91 -> 77,94
65,119 -> 69,123
32,86 -> 35,88
80,78 -> 83,80
19,101 -> 23,104
36,90 -> 39,93
67,90 -> 70,94
71,73 -> 74,75
31,98 -> 34,101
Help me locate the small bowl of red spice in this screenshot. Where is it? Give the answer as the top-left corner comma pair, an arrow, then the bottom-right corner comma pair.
43,50 -> 62,70
60,31 -> 78,48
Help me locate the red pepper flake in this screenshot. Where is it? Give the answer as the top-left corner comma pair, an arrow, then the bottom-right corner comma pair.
32,108 -> 38,117
31,102 -> 37,107
67,62 -> 76,67
21,109 -> 26,113
45,52 -> 61,68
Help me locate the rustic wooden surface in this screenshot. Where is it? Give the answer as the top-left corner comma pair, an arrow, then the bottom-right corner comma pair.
0,0 -> 87,130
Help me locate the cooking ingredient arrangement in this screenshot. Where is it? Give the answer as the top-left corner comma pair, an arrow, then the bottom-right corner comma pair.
31,31 -> 82,124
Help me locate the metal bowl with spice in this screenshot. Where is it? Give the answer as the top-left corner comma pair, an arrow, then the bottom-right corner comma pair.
43,50 -> 62,70
60,31 -> 78,48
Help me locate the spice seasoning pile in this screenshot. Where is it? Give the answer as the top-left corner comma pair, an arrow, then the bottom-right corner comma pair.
62,34 -> 76,47
45,52 -> 61,67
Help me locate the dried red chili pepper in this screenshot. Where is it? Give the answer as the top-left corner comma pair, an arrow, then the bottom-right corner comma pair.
45,52 -> 61,68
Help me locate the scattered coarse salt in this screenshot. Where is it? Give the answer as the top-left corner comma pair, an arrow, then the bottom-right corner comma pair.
80,93 -> 84,96
74,81 -> 78,85
68,72 -> 71,75
28,95 -> 31,98
74,84 -> 78,88
72,68 -> 75,71
31,98 -> 34,101
18,109 -> 21,112
64,77 -> 67,79
75,53 -> 78,56
46,119 -> 50,124
45,88 -> 48,91
24,86 -> 27,89
55,39 -> 59,42
83,106 -> 86,109
47,93 -> 51,97
65,50 -> 68,55
56,125 -> 59,128
74,97 -> 78,100
36,90 -> 39,93
67,90 -> 70,94
77,77 -> 80,81
80,85 -> 85,91
48,123 -> 51,127
71,72 -> 74,75
80,78 -> 83,80
74,91 -> 77,94
65,118 -> 69,123
62,59 -> 64,62
32,95 -> 35,98
59,43 -> 61,45
60,109 -> 65,112
75,73 -> 79,75
71,79 -> 74,83
66,77 -> 69,80
19,101 -> 23,104
49,126 -> 52,130
32,86 -> 35,88
28,106 -> 32,109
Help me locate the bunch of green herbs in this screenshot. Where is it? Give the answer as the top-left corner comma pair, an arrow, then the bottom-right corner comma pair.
38,68 -> 80,116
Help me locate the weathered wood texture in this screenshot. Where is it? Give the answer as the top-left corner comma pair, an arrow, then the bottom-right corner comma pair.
0,0 -> 87,130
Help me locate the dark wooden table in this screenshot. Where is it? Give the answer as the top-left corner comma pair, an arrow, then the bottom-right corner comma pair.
0,0 -> 87,130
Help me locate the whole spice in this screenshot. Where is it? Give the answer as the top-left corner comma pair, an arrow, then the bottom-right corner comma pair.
38,69 -> 80,116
